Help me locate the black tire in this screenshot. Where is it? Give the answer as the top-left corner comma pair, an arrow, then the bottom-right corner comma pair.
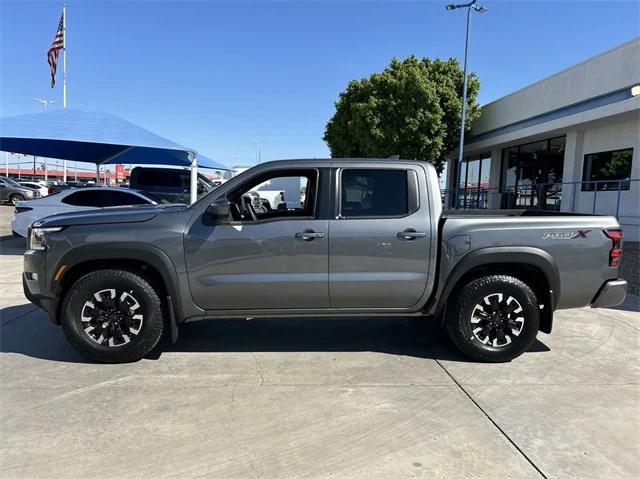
10,194 -> 24,206
445,275 -> 540,362
61,269 -> 165,363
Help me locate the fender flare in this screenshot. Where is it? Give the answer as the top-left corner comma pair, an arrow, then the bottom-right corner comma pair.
54,242 -> 189,324
431,246 -> 560,320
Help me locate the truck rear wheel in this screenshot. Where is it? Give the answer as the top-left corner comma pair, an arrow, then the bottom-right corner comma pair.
445,275 -> 540,362
61,269 -> 165,363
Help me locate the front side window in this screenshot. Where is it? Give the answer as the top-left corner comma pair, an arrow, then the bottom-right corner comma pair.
340,169 -> 408,218
582,148 -> 633,191
228,169 -> 317,222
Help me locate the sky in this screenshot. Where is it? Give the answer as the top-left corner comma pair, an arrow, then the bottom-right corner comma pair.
1,0 -> 639,170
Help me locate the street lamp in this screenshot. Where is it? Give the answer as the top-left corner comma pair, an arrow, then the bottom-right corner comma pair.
34,98 -> 56,111
252,139 -> 261,164
446,0 -> 487,209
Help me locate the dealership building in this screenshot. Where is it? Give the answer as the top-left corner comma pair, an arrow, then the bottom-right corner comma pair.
446,38 -> 640,241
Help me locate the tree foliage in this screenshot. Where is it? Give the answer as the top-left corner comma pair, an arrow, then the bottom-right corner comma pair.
323,56 -> 481,173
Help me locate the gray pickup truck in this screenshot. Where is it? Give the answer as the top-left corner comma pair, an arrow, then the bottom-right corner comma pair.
22,159 -> 627,363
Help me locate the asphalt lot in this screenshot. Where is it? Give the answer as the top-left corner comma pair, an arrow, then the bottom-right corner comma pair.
0,204 -> 639,478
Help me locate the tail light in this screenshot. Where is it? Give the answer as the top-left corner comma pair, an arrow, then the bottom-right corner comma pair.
48,187 -> 56,195
604,229 -> 623,267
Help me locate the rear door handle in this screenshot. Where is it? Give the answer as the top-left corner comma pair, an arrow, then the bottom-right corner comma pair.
295,230 -> 325,241
397,229 -> 427,240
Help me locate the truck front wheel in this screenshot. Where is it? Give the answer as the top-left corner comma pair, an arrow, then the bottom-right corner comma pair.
445,275 -> 540,362
61,269 -> 165,363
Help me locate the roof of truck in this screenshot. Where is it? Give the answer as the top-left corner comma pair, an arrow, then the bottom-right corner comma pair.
255,158 -> 434,166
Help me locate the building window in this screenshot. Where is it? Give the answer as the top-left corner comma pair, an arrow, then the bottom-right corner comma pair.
453,152 -> 491,208
582,148 -> 633,191
500,136 -> 565,210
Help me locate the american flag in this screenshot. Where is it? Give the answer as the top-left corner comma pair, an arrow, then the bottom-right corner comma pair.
47,13 -> 64,88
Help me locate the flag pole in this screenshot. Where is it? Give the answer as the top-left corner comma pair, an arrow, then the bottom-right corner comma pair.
62,4 -> 68,181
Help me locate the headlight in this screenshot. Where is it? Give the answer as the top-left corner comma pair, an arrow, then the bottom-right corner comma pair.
29,227 -> 62,251
25,190 -> 34,198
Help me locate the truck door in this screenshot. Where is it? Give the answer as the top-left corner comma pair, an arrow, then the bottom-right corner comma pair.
184,167 -> 330,311
329,165 -> 433,309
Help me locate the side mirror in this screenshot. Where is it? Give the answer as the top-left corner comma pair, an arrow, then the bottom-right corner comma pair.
204,198 -> 230,224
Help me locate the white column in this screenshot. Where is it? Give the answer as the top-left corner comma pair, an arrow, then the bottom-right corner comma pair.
190,153 -> 198,204
5,152 -> 8,176
561,130 -> 582,212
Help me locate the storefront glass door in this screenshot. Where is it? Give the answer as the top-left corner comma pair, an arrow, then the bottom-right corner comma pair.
501,136 -> 565,210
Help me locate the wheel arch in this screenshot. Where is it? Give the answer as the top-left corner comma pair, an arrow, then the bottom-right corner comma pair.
52,243 -> 187,325
433,247 -> 560,334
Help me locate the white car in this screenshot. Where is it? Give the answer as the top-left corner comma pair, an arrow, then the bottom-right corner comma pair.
19,181 -> 49,197
11,187 -> 160,238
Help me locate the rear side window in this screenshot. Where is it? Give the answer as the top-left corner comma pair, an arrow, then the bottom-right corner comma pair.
62,191 -> 107,207
107,190 -> 152,207
340,169 -> 408,217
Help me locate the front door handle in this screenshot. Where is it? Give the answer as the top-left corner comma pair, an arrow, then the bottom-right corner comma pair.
397,229 -> 427,240
295,230 -> 325,241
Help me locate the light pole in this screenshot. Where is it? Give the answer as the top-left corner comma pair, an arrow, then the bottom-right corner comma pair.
34,99 -> 56,182
252,139 -> 261,164
34,98 -> 56,111
446,0 -> 487,208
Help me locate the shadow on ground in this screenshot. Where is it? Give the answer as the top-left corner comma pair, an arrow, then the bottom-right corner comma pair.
609,294 -> 639,313
0,303 -> 36,325
0,304 -> 550,364
0,235 -> 26,255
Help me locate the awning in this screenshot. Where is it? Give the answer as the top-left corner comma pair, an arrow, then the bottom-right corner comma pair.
0,107 -> 226,169
0,107 -> 228,203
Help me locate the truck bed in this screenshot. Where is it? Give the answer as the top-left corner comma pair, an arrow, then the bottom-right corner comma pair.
438,209 -> 620,310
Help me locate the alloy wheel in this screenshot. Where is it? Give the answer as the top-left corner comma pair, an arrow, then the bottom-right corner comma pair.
470,293 -> 525,348
80,288 -> 144,347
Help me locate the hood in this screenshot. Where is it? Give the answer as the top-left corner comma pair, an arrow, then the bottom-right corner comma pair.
33,203 -> 187,228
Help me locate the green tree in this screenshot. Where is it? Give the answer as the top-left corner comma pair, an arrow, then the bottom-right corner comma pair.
323,56 -> 481,174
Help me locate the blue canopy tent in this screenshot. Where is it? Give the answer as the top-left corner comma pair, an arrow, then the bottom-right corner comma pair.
0,107 -> 228,203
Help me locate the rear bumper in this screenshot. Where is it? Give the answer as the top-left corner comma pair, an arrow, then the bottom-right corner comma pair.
591,279 -> 627,308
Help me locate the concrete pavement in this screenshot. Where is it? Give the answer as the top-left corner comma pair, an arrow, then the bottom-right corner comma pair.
1,229 -> 639,478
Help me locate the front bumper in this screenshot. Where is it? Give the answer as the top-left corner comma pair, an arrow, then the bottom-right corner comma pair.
23,249 -> 59,323
591,279 -> 627,308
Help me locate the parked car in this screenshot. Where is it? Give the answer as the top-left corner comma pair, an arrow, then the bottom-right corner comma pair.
65,181 -> 95,188
19,181 -> 49,197
45,180 -> 72,195
23,159 -> 627,363
11,187 -> 162,237
0,176 -> 40,205
128,166 -> 217,203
